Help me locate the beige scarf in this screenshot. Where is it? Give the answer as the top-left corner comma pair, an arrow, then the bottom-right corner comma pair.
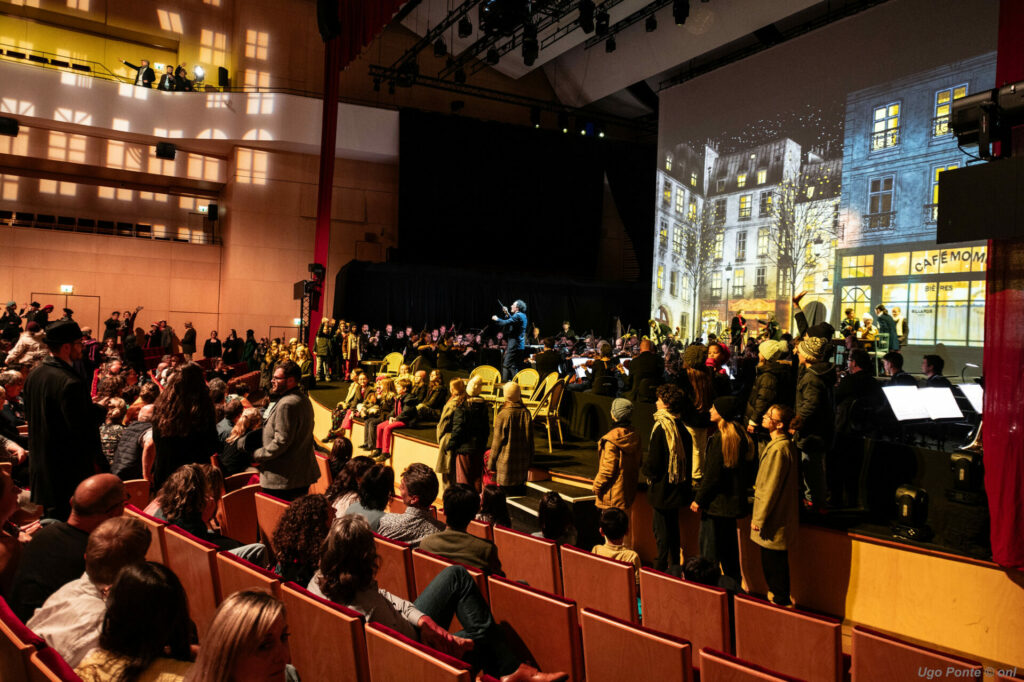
652,409 -> 685,484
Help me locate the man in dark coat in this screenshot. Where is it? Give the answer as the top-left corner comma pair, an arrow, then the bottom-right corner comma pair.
181,321 -> 197,360
101,311 -> 121,343
121,58 -> 155,87
729,311 -> 747,353
874,305 -> 900,351
532,338 -> 561,379
794,336 -> 835,509
1,301 -> 22,343
624,339 -> 665,402
24,320 -> 107,519
491,299 -> 528,381
831,349 -> 882,507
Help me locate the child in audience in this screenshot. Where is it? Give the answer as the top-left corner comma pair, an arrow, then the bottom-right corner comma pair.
325,456 -> 374,519
272,494 -> 332,586
591,507 -> 641,575
475,484 -> 511,528
98,398 -> 127,465
532,491 -> 577,546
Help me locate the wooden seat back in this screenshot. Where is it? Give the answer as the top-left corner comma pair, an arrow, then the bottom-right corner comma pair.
581,607 -> 692,682
366,622 -> 472,682
254,491 -> 291,555
467,520 -> 493,542
281,582 -> 369,682
493,525 -> 562,595
224,471 -> 257,493
121,479 -> 151,510
411,550 -> 488,602
487,575 -> 583,681
734,594 -> 842,682
218,484 -> 260,545
310,454 -> 332,495
27,648 -> 82,682
124,504 -> 167,564
560,544 -> 637,623
850,625 -> 983,681
216,551 -> 282,601
640,568 -> 731,664
373,534 -> 417,601
163,526 -> 221,638
699,648 -> 800,681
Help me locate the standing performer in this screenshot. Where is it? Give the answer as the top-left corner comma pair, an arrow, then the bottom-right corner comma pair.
730,310 -> 747,353
492,300 -> 528,381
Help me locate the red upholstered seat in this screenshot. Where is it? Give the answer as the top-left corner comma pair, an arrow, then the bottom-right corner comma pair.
374,533 -> 417,601
560,544 -> 637,623
850,625 -> 983,681
0,596 -> 45,681
733,594 -> 843,682
365,622 -> 473,682
639,568 -> 731,667
216,551 -> 282,601
281,582 -> 369,682
699,648 -> 802,681
309,454 -> 332,495
487,575 -> 583,681
581,607 -> 692,682
27,647 -> 83,682
492,525 -> 562,595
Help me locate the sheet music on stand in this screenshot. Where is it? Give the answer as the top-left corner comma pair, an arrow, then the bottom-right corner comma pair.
959,383 -> 983,413
883,386 -> 965,421
571,357 -> 589,381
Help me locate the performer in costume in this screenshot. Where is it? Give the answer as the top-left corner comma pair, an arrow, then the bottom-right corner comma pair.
492,300 -> 528,381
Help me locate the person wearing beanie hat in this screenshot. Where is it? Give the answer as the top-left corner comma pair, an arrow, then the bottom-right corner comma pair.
691,392 -> 755,584
593,398 -> 642,511
744,339 -> 795,435
794,329 -> 837,509
682,344 -> 708,369
24,319 -> 106,519
757,340 -> 785,363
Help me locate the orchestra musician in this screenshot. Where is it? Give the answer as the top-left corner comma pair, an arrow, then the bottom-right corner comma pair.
532,338 -> 561,379
491,299 -> 528,381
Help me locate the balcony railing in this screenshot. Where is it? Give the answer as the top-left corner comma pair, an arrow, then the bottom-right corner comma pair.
732,286 -> 745,299
0,211 -> 218,245
870,129 -> 900,151
864,211 -> 896,230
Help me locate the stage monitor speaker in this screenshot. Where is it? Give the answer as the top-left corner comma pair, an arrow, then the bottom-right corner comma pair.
0,117 -> 18,137
937,155 -> 1024,243
155,142 -> 176,160
207,203 -> 219,221
316,0 -> 341,41
218,66 -> 230,88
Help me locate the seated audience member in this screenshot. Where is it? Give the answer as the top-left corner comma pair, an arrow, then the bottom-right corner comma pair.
272,494 -> 332,586
532,491 -> 577,547
185,590 -> 300,682
311,516 -> 562,681
591,507 -> 641,575
882,351 -> 918,386
419,484 -> 502,574
376,463 -> 444,547
98,398 -> 127,465
345,463 -> 393,531
326,434 -> 353,479
416,369 -> 450,422
74,562 -> 192,681
0,384 -> 26,450
487,382 -> 534,495
28,516 -> 151,668
125,381 -> 159,425
5,321 -> 46,366
335,371 -> 373,440
682,556 -> 743,594
326,370 -> 362,440
217,398 -> 244,444
110,404 -> 154,481
373,377 -> 420,461
450,375 -> 490,492
592,398 -> 641,512
922,354 -> 953,388
8,474 -> 127,622
220,407 -> 263,476
157,464 -> 241,552
325,456 -> 374,518
361,377 -> 396,453
0,469 -> 25,594
475,484 -> 511,528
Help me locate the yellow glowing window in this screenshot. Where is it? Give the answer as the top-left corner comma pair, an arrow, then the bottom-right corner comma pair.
675,190 -> 685,214
245,30 -> 269,60
687,199 -> 697,223
934,85 -> 968,136
883,252 -> 909,277
841,254 -> 874,279
871,102 -> 900,150
662,182 -> 671,205
972,245 -> 987,272
690,171 -> 697,187
711,272 -> 722,295
738,194 -> 751,219
757,228 -> 769,257
930,164 -> 958,221
657,266 -> 664,290
665,155 -> 672,171
756,169 -> 767,184
882,283 -> 908,308
659,220 -> 668,246
737,172 -> 747,188
713,231 -> 723,259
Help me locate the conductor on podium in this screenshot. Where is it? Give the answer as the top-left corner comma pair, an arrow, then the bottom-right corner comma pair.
492,299 -> 528,381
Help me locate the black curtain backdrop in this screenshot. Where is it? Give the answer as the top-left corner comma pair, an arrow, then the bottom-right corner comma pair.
397,109 -> 654,282
332,261 -> 649,339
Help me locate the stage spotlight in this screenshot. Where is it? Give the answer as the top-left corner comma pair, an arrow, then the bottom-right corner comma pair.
645,14 -> 657,32
595,8 -> 610,36
605,36 -> 616,53
522,22 -> 538,66
454,68 -> 467,84
578,0 -> 595,33
558,112 -> 569,133
486,47 -> 500,65
193,65 -> 205,83
597,123 -> 606,138
530,107 -> 541,128
434,37 -> 447,58
673,0 -> 690,25
893,485 -> 933,542
578,118 -> 589,135
458,16 -> 473,38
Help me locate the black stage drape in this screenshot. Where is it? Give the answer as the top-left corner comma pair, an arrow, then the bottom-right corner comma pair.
332,261 -> 648,339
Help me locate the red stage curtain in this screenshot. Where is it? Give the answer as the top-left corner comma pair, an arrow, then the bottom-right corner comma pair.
339,0 -> 410,69
984,0 -> 1024,571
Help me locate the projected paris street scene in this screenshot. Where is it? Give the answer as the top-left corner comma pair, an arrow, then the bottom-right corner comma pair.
652,48 -> 995,353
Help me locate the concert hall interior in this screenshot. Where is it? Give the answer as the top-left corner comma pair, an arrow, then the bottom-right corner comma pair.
1,0 -> 1023,680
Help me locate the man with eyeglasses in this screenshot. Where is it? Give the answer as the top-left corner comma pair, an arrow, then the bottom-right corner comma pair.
24,320 -> 108,519
253,360 -> 317,502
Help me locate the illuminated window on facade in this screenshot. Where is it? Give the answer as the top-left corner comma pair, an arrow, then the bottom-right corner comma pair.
909,246 -> 987,275
841,285 -> 872,321
759,191 -> 772,217
933,85 -> 967,137
690,171 -> 697,187
710,272 -> 722,298
672,224 -> 683,254
757,169 -> 767,184
657,266 -> 664,290
713,231 -> 723,259
659,219 -> 668,247
757,227 -> 769,257
871,102 -> 900,150
675,189 -> 685,214
929,163 -> 958,222
732,268 -> 745,297
735,231 -> 746,261
737,172 -> 747,188
662,181 -> 671,205
665,154 -> 672,171
841,254 -> 874,278
738,194 -> 751,219
883,252 -> 909,277
670,271 -> 678,297
687,198 -> 697,223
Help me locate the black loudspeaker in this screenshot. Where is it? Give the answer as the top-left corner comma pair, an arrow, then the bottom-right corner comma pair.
316,0 -> 341,41
155,142 -> 176,160
207,203 -> 219,221
893,485 -> 933,542
937,155 -> 1024,243
0,117 -> 18,137
218,66 -> 229,88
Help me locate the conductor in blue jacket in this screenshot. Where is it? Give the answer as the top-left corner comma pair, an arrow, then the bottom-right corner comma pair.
492,299 -> 528,381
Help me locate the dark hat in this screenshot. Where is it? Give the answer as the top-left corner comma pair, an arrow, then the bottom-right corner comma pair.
63,308 -> 74,315
26,321 -> 41,333
682,344 -> 708,369
29,301 -> 40,308
45,319 -> 83,345
712,395 -> 742,421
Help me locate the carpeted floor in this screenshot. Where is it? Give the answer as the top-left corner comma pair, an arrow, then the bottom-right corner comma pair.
309,380 -> 600,480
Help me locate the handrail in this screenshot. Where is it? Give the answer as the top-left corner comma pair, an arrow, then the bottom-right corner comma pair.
0,40 -> 126,82
0,212 -> 219,246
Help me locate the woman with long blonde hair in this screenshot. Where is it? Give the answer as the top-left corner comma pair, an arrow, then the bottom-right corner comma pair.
185,590 -> 294,682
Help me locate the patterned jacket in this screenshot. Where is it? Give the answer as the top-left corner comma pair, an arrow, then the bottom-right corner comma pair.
487,401 -> 534,487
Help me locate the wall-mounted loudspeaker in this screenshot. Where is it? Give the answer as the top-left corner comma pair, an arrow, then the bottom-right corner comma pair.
0,117 -> 18,137
207,204 -> 219,221
155,142 -> 176,160
218,66 -> 230,88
